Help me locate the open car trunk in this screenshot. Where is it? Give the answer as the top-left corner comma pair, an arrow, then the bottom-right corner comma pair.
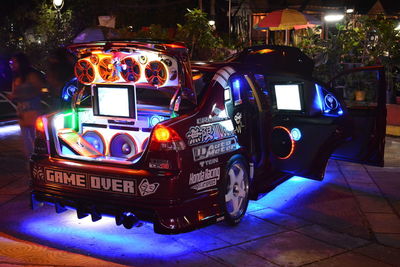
48,40 -> 195,164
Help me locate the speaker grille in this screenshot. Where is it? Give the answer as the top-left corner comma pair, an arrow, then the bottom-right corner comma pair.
145,61 -> 167,86
74,59 -> 95,84
109,133 -> 138,158
121,57 -> 141,82
82,131 -> 106,155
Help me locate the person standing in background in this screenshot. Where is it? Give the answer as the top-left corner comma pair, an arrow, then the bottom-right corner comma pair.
9,53 -> 45,157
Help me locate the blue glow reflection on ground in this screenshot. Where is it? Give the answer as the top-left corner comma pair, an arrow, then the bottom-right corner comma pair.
20,211 -> 191,258
249,175 -> 324,211
18,175 -> 325,260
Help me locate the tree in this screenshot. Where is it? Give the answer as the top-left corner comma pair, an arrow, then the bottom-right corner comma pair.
297,15 -> 400,90
175,8 -> 224,60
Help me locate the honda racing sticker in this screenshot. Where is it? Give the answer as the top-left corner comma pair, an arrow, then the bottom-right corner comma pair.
189,167 -> 220,191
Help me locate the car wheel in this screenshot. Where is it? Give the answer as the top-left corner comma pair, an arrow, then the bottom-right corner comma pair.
223,155 -> 250,225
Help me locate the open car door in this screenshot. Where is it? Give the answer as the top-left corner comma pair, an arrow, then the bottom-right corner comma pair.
330,66 -> 386,166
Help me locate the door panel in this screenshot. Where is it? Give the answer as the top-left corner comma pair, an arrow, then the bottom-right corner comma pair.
226,74 -> 262,162
266,75 -> 345,180
330,66 -> 386,166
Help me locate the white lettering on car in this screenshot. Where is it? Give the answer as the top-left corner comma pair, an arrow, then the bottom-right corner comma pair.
45,169 -> 86,187
189,167 -> 220,191
192,137 -> 238,162
43,168 -> 137,195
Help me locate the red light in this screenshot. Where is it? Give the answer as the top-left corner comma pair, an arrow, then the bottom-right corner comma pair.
164,43 -> 186,49
35,117 -> 45,132
149,125 -> 186,151
154,125 -> 171,142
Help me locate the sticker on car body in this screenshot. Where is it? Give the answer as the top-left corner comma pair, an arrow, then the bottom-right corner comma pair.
186,123 -> 235,146
192,137 -> 238,162
199,157 -> 219,167
34,167 -> 138,195
189,167 -> 220,191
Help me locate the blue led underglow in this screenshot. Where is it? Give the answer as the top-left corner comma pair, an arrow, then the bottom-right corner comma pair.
19,210 -> 192,262
290,128 -> 302,141
248,176 -> 323,211
10,175 -> 328,264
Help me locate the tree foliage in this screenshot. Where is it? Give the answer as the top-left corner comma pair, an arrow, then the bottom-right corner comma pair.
0,1 -> 75,70
175,8 -> 224,60
297,15 -> 400,85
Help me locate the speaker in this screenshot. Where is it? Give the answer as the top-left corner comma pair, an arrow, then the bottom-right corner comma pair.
98,57 -> 118,82
121,57 -> 141,82
109,133 -> 138,158
271,126 -> 294,159
82,131 -> 106,155
74,59 -> 95,84
145,60 -> 167,86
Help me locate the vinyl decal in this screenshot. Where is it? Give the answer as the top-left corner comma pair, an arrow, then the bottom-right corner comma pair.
186,124 -> 235,146
196,116 -> 227,125
41,168 -> 136,195
139,179 -> 159,196
32,165 -> 45,180
199,158 -> 219,168
186,125 -> 214,146
233,112 -> 244,134
192,137 -> 238,161
189,167 -> 220,191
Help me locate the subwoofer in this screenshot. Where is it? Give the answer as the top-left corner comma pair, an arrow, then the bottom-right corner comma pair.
121,57 -> 141,82
74,59 -> 95,84
271,126 -> 294,159
82,131 -> 106,155
109,133 -> 138,158
145,61 -> 167,86
98,57 -> 118,82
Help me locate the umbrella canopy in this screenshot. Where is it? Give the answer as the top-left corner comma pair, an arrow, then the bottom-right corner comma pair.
73,26 -> 120,43
255,9 -> 320,31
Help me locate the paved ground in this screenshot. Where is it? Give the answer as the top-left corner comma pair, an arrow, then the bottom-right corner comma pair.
0,123 -> 399,266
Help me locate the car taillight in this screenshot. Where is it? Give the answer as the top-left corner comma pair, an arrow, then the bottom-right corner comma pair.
34,116 -> 49,155
149,125 -> 186,151
35,116 -> 45,133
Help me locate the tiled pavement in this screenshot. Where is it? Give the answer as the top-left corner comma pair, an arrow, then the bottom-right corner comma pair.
0,124 -> 399,266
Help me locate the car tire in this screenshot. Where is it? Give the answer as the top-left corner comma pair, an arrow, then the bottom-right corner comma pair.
223,155 -> 250,225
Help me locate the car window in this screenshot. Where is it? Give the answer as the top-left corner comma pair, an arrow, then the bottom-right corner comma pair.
253,74 -> 269,95
332,70 -> 379,107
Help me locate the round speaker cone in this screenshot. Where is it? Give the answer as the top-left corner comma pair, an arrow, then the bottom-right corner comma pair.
109,134 -> 137,158
271,127 -> 294,159
82,131 -> 105,154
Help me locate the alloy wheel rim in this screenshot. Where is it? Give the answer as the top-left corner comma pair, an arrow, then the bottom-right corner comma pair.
225,162 -> 248,218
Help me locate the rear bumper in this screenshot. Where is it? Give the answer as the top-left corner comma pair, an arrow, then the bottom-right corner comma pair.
30,155 -> 223,234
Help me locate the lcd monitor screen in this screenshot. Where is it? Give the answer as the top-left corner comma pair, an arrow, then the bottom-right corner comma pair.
274,84 -> 302,111
94,86 -> 136,119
